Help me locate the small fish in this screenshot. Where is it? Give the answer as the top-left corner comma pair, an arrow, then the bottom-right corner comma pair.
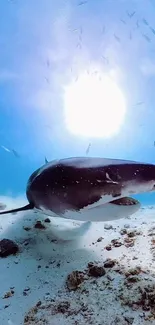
45,77 -> 50,84
142,18 -> 149,26
127,11 -> 136,18
79,34 -> 82,42
102,25 -> 106,34
86,143 -> 91,155
46,59 -> 50,67
78,1 -> 87,6
76,42 -> 82,49
1,145 -> 11,153
102,55 -> 109,64
12,149 -> 20,158
70,28 -> 79,32
80,27 -> 83,34
1,145 -> 19,158
45,124 -> 52,130
150,26 -> 155,35
92,70 -> 98,75
120,19 -> 126,24
142,33 -> 151,43
135,101 -> 144,106
129,31 -> 132,40
114,34 -> 120,42
45,157 -> 49,164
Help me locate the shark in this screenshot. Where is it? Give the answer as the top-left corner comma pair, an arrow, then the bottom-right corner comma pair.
0,156 -> 154,222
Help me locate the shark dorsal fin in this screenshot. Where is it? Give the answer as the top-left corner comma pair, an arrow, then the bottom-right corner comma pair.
45,157 -> 49,164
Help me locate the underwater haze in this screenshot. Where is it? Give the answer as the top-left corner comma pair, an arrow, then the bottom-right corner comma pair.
2,1 -> 155,324
0,0 -> 155,205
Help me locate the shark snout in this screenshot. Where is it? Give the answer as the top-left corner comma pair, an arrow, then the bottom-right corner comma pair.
122,179 -> 155,197
142,180 -> 155,193
150,181 -> 155,192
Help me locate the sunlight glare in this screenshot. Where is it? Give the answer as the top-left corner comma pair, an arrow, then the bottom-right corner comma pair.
64,71 -> 126,138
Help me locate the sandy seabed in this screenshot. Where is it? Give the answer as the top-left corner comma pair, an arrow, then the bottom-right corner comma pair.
1,196 -> 155,325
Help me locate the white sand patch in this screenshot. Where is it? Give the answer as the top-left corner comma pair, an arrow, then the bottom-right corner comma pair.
0,197 -> 155,324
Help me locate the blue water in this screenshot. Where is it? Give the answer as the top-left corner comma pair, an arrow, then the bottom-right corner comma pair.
0,0 -> 155,206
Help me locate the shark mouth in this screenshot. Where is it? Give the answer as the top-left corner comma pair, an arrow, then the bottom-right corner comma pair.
111,197 -> 139,206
